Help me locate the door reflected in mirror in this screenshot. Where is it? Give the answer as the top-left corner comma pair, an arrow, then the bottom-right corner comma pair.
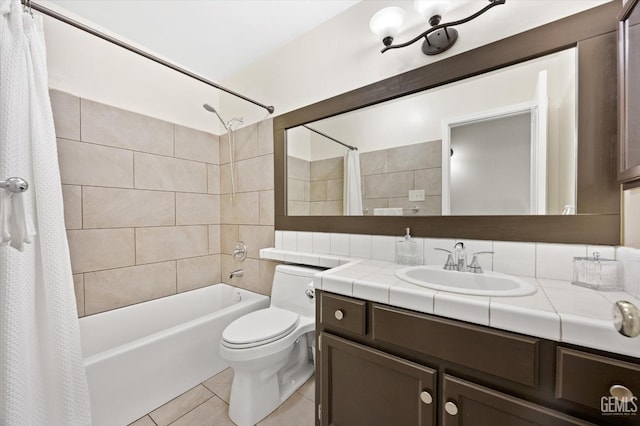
286,48 -> 576,217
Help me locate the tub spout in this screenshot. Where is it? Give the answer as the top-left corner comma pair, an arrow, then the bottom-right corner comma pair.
229,269 -> 244,279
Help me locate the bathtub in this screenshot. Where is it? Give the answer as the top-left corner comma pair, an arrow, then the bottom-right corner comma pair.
79,284 -> 270,426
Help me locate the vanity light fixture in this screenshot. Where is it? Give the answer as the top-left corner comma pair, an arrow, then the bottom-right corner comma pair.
370,0 -> 506,55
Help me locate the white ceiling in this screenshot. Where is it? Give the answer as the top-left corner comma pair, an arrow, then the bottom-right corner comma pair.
45,0 -> 361,81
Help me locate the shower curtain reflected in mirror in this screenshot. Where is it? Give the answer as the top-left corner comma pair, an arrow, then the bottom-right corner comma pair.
0,0 -> 91,423
344,150 -> 363,215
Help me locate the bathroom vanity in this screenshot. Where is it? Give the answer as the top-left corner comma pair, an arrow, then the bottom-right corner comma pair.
316,290 -> 640,425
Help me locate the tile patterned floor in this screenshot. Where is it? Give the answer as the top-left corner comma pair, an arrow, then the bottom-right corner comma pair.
128,369 -> 315,426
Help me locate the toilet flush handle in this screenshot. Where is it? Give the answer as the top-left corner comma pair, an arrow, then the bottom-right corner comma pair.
305,288 -> 315,299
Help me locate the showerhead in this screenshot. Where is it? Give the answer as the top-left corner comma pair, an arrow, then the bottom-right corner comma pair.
203,103 -> 228,130
203,103 -> 243,130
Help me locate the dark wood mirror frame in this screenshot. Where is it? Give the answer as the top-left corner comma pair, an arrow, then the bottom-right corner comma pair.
618,0 -> 640,186
274,1 -> 620,245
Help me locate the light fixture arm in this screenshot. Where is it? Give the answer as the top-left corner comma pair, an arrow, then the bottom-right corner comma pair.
381,0 -> 506,53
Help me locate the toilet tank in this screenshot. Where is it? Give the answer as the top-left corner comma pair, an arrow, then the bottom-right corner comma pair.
270,265 -> 322,317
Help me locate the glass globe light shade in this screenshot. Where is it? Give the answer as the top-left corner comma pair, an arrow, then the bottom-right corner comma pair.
369,7 -> 406,40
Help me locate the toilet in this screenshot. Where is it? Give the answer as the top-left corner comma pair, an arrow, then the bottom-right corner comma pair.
219,264 -> 320,426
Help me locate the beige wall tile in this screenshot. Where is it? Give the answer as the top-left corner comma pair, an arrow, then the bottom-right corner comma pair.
362,198 -> 389,214
365,171 -> 413,198
288,201 -> 310,216
209,225 -> 221,254
309,180 -> 326,202
260,190 -> 274,225
134,152 -> 207,193
50,90 -> 80,140
387,196 -> 442,215
220,192 -> 260,225
236,155 -> 274,192
220,224 -> 239,254
83,187 -> 174,228
62,185 -> 82,229
67,228 -> 135,273
57,139 -> 133,188
310,157 -> 343,181
287,156 -> 310,181
175,125 -> 219,164
360,150 -> 387,175
221,255 -> 259,293
84,261 -> 176,314
176,193 -> 219,225
219,164 -> 232,195
177,255 -> 221,292
219,124 -> 259,164
326,179 -> 343,201
207,164 -> 220,195
310,201 -> 342,216
288,178 -> 308,201
136,225 -> 208,264
414,168 -> 442,196
258,118 -> 274,155
238,225 -> 274,259
232,124 -> 259,162
259,260 -> 279,296
388,140 -> 441,172
73,273 -> 84,317
81,99 -> 173,156
150,384 -> 214,426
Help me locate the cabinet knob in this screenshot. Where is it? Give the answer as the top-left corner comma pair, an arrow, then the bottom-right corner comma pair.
610,385 -> 635,401
444,401 -> 459,416
420,391 -> 432,405
334,310 -> 344,320
612,301 -> 640,338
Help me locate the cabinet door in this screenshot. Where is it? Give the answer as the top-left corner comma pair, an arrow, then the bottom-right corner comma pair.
320,332 -> 436,426
442,375 -> 594,426
619,0 -> 640,183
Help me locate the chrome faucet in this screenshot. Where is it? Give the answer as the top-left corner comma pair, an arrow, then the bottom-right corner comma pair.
453,242 -> 466,272
434,243 -> 493,273
229,269 -> 244,279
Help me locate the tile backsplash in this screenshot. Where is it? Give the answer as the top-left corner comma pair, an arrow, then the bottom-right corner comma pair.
274,230 -> 640,297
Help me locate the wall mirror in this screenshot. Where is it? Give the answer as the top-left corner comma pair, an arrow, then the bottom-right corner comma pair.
286,49 -> 576,217
274,1 -> 621,244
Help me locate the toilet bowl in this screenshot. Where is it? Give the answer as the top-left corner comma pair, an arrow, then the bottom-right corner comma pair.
219,265 -> 320,426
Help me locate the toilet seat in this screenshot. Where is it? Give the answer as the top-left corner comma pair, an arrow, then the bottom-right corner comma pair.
222,308 -> 299,349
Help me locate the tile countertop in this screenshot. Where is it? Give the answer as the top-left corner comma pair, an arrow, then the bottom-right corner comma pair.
260,248 -> 640,359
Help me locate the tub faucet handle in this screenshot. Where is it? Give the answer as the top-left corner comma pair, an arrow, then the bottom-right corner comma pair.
233,241 -> 247,261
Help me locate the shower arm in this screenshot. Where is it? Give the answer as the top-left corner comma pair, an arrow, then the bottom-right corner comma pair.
23,0 -> 275,115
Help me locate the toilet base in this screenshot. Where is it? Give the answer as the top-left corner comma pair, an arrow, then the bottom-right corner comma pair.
227,334 -> 314,426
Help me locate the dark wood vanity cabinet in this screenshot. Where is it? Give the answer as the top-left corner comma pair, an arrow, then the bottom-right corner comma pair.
619,0 -> 640,184
316,291 -> 640,426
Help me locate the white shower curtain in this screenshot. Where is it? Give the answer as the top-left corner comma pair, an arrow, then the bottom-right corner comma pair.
0,1 -> 91,424
343,150 -> 363,215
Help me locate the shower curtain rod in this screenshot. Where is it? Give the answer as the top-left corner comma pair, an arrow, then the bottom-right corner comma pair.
23,0 -> 275,114
302,125 -> 357,151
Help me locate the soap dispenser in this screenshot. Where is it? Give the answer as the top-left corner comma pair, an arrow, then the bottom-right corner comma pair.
396,228 -> 421,266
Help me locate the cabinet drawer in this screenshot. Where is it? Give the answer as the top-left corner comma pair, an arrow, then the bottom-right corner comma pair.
556,347 -> 640,412
320,292 -> 366,336
372,304 -> 540,387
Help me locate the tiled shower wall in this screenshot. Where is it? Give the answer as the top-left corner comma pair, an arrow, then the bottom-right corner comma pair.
287,140 -> 443,216
51,90 -> 280,317
218,120 -> 278,295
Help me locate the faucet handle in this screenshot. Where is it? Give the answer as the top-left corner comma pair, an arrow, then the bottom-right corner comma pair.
434,248 -> 456,270
468,251 -> 494,274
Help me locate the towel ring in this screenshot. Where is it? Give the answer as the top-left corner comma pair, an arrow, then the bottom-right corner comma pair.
0,177 -> 29,193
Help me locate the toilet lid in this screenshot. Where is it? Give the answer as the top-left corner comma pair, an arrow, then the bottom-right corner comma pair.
222,308 -> 299,349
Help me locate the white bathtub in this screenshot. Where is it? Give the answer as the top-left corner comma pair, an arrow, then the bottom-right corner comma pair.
79,284 -> 270,426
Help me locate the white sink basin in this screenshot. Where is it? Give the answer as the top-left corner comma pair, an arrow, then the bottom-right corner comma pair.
395,266 -> 537,297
